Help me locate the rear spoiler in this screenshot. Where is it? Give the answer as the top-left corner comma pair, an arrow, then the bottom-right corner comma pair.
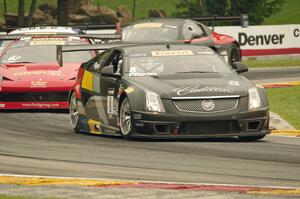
189,14 -> 249,30
56,42 -> 126,67
0,24 -> 120,34
0,33 -> 121,41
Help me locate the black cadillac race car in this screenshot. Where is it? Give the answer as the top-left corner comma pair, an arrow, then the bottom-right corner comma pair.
121,18 -> 242,66
66,43 -> 269,141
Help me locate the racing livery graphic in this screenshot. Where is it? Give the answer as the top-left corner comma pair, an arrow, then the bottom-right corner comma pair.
68,43 -> 269,140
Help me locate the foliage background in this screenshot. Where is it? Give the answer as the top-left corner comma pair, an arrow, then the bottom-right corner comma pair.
0,0 -> 299,25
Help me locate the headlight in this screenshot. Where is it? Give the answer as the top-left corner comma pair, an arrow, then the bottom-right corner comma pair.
145,91 -> 165,112
248,87 -> 262,110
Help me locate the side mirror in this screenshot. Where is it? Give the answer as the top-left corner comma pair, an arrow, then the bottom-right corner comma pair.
232,62 -> 248,73
100,65 -> 121,78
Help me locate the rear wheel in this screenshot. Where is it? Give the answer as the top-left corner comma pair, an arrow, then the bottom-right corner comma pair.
119,97 -> 134,139
69,92 -> 80,133
238,135 -> 266,141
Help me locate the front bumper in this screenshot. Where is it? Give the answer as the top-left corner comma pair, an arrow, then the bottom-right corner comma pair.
130,107 -> 269,138
0,101 -> 69,109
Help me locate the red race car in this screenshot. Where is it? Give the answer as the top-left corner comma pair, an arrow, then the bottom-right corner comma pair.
0,28 -> 120,110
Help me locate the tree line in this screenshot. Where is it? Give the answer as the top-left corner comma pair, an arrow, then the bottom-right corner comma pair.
8,0 -> 284,26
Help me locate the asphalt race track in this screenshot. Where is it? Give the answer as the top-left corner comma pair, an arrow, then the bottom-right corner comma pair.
0,67 -> 299,188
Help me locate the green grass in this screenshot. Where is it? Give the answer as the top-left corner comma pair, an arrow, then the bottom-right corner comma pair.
243,59 -> 300,68
0,195 -> 30,199
267,85 -> 300,129
264,0 -> 300,25
0,195 -> 63,199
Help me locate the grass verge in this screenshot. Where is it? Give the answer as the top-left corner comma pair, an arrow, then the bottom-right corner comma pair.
267,85 -> 300,129
243,59 -> 300,68
0,195 -> 63,199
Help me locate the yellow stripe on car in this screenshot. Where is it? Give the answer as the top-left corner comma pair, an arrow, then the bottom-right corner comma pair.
88,119 -> 102,134
125,87 -> 135,94
81,71 -> 94,91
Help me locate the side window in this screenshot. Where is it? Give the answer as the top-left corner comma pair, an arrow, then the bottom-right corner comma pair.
102,50 -> 123,73
91,50 -> 111,72
183,22 -> 205,40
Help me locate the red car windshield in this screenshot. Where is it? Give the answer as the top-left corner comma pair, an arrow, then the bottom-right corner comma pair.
0,37 -> 93,64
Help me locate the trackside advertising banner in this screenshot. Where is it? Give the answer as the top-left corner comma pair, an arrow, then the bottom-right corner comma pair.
215,25 -> 300,56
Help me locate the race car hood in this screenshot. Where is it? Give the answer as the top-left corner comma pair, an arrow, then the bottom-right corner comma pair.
130,73 -> 249,99
0,62 -> 80,92
0,62 -> 79,82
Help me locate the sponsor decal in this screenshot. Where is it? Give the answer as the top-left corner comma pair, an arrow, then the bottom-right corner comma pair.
107,88 -> 114,117
202,100 -> 215,111
129,53 -> 148,57
129,72 -> 158,77
175,85 -> 234,96
133,23 -> 162,28
129,67 -> 158,77
228,80 -> 240,86
29,37 -> 65,46
22,103 -> 59,108
0,104 -> 5,108
238,32 -> 285,46
47,71 -> 63,76
30,78 -> 47,88
14,71 -> 64,77
30,40 -> 65,45
196,51 -> 214,55
152,50 -> 193,57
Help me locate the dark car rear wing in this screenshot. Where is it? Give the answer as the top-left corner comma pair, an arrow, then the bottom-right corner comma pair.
56,42 -> 127,67
0,33 -> 121,41
189,14 -> 249,30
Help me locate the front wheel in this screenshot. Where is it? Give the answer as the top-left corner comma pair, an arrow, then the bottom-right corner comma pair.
69,92 -> 80,133
119,97 -> 134,139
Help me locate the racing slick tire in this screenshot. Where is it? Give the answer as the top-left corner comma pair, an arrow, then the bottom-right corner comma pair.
238,135 -> 266,142
69,92 -> 81,133
119,97 -> 135,140
229,43 -> 241,66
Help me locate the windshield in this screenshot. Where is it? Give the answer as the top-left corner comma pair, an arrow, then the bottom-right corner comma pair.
0,37 -> 93,64
126,53 -> 232,77
122,26 -> 178,42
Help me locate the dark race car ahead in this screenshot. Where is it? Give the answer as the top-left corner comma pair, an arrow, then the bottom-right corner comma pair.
0,32 -> 120,110
121,18 -> 242,66
67,43 -> 269,141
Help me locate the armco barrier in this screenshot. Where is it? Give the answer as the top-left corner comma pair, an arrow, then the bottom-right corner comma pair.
215,25 -> 300,57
